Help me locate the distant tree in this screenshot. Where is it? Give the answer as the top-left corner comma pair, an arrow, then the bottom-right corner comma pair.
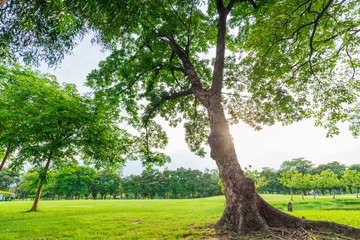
157,170 -> 171,199
0,168 -> 19,191
349,164 -> 360,172
312,174 -> 326,196
280,158 -> 314,174
55,166 -> 97,200
312,162 -> 346,177
122,175 -> 142,199
17,171 -> 39,200
298,173 -> 313,199
258,167 -> 287,194
320,170 -> 342,199
342,170 -> 360,198
139,169 -> 160,199
199,169 -> 221,197
96,170 -> 122,199
279,171 -> 306,200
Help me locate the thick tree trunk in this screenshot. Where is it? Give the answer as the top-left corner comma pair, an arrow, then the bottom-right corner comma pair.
204,95 -> 360,237
30,155 -> 52,211
0,144 -> 12,173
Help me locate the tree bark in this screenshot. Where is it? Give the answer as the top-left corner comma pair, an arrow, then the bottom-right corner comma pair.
0,0 -> 9,7
202,93 -> 360,237
30,154 -> 52,211
0,144 -> 12,173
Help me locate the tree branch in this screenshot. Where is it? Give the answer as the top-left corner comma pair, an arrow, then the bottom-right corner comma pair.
143,89 -> 193,128
248,0 -> 257,9
166,35 -> 204,95
210,1 -> 228,96
225,0 -> 248,14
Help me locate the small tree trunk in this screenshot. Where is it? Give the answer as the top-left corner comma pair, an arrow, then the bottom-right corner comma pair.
30,154 -> 52,211
0,144 -> 12,173
356,188 -> 359,198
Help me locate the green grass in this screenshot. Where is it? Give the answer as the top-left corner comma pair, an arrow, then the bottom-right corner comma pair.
0,194 -> 359,239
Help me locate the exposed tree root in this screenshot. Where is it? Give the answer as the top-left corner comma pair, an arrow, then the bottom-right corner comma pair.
214,177 -> 360,240
215,226 -> 360,239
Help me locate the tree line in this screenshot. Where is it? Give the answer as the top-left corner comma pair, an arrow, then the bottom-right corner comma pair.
2,157 -> 359,201
1,166 -> 221,201
254,158 -> 360,198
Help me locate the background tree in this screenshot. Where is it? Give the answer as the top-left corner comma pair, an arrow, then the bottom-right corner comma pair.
199,169 -> 222,197
349,164 -> 360,172
0,168 -> 19,191
55,166 -> 97,200
279,171 -> 297,201
258,167 -> 287,194
122,175 -> 142,199
17,171 -> 39,201
320,170 -> 342,199
2,0 -> 360,236
312,161 -> 346,177
96,170 -> 122,199
342,170 -> 360,198
280,158 -> 314,174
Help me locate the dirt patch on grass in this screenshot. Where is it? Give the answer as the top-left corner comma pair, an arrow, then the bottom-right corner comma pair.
130,221 -> 141,224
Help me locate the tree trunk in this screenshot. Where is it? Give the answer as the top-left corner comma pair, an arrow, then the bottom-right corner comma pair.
0,0 -> 9,6
356,188 -> 359,198
30,155 -> 52,211
0,144 -> 12,173
203,95 -> 360,237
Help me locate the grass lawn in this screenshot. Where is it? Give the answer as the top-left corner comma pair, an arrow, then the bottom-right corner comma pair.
0,194 -> 359,239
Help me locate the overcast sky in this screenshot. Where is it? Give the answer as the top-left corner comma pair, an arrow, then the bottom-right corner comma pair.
36,36 -> 360,176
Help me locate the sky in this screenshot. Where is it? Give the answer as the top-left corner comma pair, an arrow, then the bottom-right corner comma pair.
36,36 -> 360,176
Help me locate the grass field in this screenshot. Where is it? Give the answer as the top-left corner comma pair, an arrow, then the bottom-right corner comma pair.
0,194 -> 359,239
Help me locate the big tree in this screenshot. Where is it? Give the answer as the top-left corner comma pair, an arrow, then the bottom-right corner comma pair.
2,0 -> 360,237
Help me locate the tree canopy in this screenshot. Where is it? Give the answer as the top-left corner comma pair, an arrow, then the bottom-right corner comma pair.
2,0 -> 360,236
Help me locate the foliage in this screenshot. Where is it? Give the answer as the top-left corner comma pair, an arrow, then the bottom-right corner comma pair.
257,167 -> 287,194
55,166 -> 97,199
342,170 -> 360,198
311,161 -> 346,177
2,0 -> 360,160
0,168 -> 19,191
244,165 -> 268,189
280,158 -> 313,174
15,167 -> 222,200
